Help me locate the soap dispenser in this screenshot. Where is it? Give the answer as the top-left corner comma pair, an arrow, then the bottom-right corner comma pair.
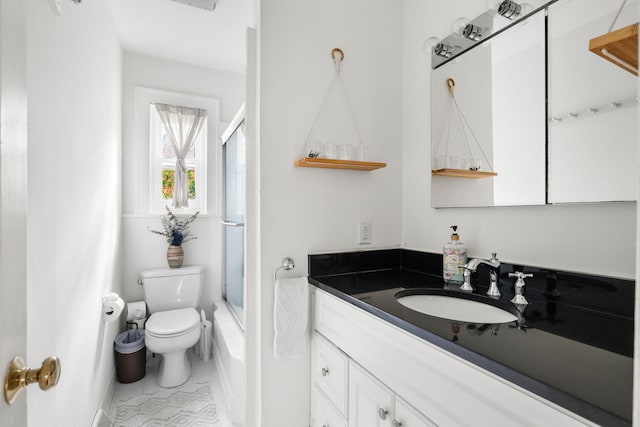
443,225 -> 467,284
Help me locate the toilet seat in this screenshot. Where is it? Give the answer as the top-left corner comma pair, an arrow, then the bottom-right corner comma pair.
146,307 -> 200,338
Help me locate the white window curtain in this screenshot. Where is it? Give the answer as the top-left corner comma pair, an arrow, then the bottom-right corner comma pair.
154,103 -> 207,208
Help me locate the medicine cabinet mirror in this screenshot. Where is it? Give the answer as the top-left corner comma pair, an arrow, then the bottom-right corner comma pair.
548,0 -> 637,203
431,10 -> 546,208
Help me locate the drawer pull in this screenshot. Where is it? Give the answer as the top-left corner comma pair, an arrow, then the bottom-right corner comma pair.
378,408 -> 388,420
393,420 -> 403,427
321,367 -> 329,376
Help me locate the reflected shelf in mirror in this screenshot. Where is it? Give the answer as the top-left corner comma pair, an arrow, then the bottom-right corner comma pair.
432,169 -> 498,179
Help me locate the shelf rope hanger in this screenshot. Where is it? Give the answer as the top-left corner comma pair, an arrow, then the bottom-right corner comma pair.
432,77 -> 494,172
304,48 -> 364,155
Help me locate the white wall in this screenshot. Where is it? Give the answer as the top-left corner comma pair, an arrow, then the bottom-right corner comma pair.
26,1 -> 122,425
120,52 -> 245,319
402,0 -> 636,279
256,0 -> 403,425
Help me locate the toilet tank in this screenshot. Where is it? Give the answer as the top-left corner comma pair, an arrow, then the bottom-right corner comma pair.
140,265 -> 203,313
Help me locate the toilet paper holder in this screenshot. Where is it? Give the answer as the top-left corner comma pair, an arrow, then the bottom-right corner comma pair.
102,292 -> 125,322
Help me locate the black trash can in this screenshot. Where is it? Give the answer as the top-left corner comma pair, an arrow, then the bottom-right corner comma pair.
114,329 -> 146,383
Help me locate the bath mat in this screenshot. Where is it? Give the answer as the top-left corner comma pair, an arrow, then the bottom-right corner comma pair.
113,381 -> 220,427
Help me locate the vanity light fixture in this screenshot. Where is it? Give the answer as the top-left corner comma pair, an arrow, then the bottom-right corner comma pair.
422,37 -> 441,57
450,17 -> 470,37
498,0 -> 521,19
434,42 -> 455,58
463,24 -> 485,41
497,0 -> 533,20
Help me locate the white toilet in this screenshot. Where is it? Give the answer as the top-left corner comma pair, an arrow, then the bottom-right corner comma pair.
140,265 -> 204,388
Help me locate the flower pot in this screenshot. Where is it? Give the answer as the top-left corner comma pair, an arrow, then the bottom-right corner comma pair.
167,245 -> 184,268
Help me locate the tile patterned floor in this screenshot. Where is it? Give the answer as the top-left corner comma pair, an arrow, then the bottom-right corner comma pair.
108,350 -> 232,427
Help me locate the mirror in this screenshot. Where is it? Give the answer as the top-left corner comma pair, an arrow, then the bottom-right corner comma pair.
548,0 -> 637,203
431,10 -> 546,208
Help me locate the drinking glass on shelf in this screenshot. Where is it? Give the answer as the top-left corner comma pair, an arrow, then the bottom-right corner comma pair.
322,142 -> 337,159
446,155 -> 461,169
461,157 -> 471,170
470,157 -> 482,171
354,145 -> 368,161
338,144 -> 354,160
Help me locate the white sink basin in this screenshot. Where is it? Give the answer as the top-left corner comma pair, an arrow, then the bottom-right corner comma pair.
396,292 -> 518,324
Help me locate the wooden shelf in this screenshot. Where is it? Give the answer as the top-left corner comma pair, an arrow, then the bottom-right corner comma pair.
432,168 -> 497,178
294,157 -> 386,171
589,22 -> 638,76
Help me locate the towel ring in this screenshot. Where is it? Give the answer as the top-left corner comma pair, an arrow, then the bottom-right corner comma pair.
275,257 -> 295,280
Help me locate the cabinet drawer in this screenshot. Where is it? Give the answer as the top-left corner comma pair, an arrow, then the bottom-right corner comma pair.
311,384 -> 348,427
312,332 -> 349,416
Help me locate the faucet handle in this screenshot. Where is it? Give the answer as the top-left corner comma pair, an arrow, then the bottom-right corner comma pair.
509,271 -> 532,305
509,272 -> 533,281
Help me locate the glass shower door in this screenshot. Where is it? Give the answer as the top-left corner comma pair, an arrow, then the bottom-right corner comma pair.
222,112 -> 246,327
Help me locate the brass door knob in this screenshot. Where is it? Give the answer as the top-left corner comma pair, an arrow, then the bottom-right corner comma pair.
4,356 -> 61,405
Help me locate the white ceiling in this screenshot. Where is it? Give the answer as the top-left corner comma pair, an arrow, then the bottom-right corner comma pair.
108,0 -> 251,74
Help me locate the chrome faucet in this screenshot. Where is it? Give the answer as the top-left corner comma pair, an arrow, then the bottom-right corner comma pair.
461,253 -> 500,293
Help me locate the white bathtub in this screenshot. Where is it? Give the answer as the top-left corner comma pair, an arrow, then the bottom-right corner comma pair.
213,301 -> 245,426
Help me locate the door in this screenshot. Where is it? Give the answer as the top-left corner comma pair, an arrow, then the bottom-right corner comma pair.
349,362 -> 394,427
221,106 -> 246,326
0,0 -> 28,425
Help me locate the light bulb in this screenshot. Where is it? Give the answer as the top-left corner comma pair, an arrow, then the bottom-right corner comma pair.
485,0 -> 501,15
434,42 -> 455,59
422,37 -> 440,56
520,2 -> 534,16
450,17 -> 469,38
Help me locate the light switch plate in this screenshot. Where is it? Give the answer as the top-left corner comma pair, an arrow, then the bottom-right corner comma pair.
358,221 -> 371,245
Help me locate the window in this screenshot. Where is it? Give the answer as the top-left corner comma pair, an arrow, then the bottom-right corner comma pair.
149,104 -> 207,213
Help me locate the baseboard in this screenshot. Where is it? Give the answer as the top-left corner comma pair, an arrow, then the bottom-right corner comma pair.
91,373 -> 116,427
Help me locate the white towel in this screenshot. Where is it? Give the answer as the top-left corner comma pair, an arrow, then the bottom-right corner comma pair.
273,276 -> 310,359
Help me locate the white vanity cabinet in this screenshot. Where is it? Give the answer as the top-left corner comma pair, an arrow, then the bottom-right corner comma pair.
311,288 -> 597,427
349,361 -> 394,427
310,332 -> 349,427
311,383 -> 347,427
349,361 -> 435,427
395,395 -> 437,427
310,331 -> 434,427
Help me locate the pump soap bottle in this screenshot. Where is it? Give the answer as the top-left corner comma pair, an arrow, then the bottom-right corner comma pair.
443,225 -> 467,284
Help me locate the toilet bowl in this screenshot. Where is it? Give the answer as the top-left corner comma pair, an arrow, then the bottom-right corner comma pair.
140,265 -> 204,388
145,307 -> 201,388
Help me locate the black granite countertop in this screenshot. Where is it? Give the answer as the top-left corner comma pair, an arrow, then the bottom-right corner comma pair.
308,249 -> 634,427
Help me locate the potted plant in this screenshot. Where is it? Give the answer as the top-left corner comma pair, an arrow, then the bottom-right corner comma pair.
148,206 -> 200,268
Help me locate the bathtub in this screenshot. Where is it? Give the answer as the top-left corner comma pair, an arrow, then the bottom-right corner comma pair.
212,301 -> 245,426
